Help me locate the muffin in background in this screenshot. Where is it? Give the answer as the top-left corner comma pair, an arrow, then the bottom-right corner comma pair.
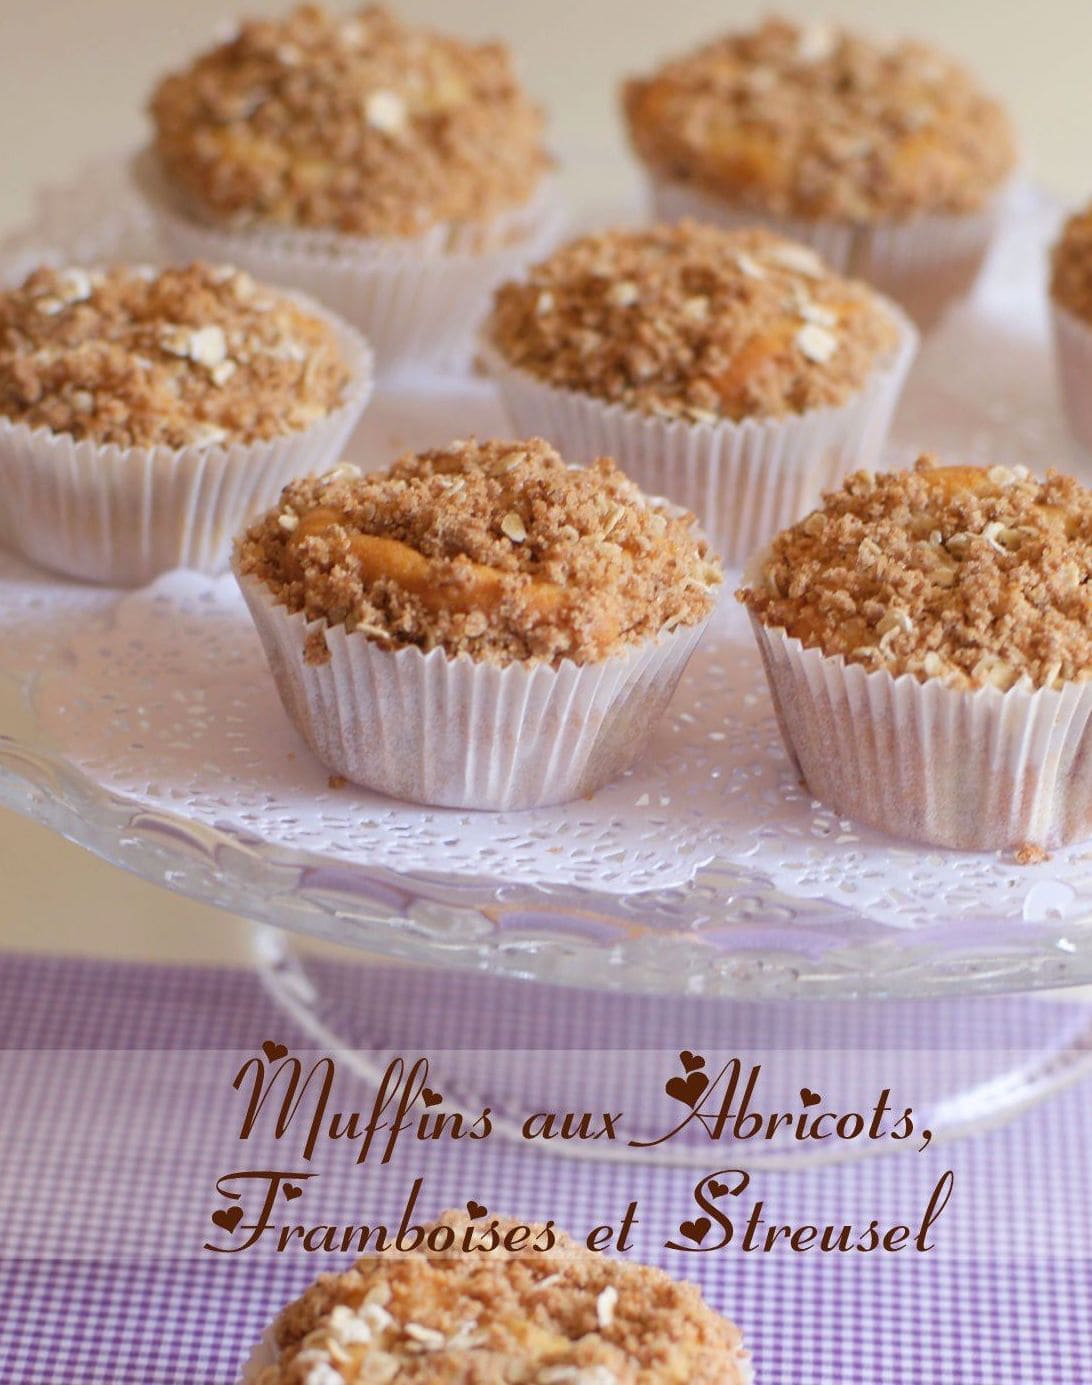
623,18 -> 1016,329
739,457 -> 1092,853
0,261 -> 372,585
242,1211 -> 754,1385
234,438 -> 721,810
1050,204 -> 1092,464
483,220 -> 916,564
143,5 -> 563,373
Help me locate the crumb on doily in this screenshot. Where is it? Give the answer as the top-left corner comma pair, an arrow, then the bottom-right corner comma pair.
1014,842 -> 1051,866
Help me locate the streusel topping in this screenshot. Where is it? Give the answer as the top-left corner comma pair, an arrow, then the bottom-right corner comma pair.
739,457 -> 1092,691
1050,204 -> 1092,324
487,223 -> 900,423
150,4 -> 549,237
0,262 -> 350,449
236,438 -> 721,667
256,1213 -> 752,1385
623,19 -> 1015,223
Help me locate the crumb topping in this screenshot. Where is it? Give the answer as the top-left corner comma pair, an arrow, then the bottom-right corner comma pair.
150,4 -> 549,237
487,223 -> 900,423
256,1214 -> 751,1384
236,438 -> 721,668
623,18 -> 1015,223
0,262 -> 350,449
739,457 -> 1092,691
1051,204 -> 1092,324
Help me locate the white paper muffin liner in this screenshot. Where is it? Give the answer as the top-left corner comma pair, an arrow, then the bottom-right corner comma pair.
1050,301 -> 1092,466
0,303 -> 372,587
235,568 -> 715,811
745,581 -> 1092,852
138,152 -> 566,378
481,311 -> 916,567
649,176 -> 1009,332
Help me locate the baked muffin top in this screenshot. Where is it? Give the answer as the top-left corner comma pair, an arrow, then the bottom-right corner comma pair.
623,18 -> 1015,223
236,438 -> 721,668
0,262 -> 351,450
254,1213 -> 753,1385
1050,204 -> 1092,324
150,4 -> 549,238
487,222 -> 902,424
739,456 -> 1092,691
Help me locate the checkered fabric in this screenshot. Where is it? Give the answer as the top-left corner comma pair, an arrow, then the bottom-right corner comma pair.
1,953 -> 1090,1384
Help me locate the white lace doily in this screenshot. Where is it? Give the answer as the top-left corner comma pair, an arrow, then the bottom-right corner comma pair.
1,159 -> 1090,998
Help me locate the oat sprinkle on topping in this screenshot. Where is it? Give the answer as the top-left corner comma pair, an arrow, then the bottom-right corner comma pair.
253,1212 -> 752,1384
739,456 -> 1092,692
236,437 -> 721,668
488,222 -> 900,424
0,262 -> 350,449
150,4 -> 549,237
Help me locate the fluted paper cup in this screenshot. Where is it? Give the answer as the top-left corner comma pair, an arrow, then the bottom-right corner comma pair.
239,1327 -> 277,1384
649,176 -> 1009,332
1050,302 -> 1092,466
0,306 -> 372,587
745,584 -> 1092,852
138,152 -> 566,378
235,568 -> 714,811
482,310 -> 916,567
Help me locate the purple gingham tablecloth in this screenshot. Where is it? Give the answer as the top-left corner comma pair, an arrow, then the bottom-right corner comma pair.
1,952 -> 1091,1385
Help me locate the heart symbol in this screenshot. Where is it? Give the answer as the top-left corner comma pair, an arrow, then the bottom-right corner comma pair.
680,1050 -> 706,1074
665,1072 -> 709,1108
679,1217 -> 711,1246
421,1088 -> 442,1108
800,1088 -> 822,1108
261,1041 -> 288,1062
283,1184 -> 302,1201
211,1206 -> 243,1234
466,1201 -> 487,1219
708,1179 -> 730,1199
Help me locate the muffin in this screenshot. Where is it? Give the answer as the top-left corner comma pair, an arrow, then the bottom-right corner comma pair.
623,19 -> 1016,328
242,1212 -> 754,1384
739,457 -> 1092,853
143,5 -> 562,374
0,261 -> 372,585
483,221 -> 916,564
1050,204 -> 1092,463
234,437 -> 721,809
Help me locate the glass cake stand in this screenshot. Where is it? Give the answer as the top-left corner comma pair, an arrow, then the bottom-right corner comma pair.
2,158 -> 1091,1165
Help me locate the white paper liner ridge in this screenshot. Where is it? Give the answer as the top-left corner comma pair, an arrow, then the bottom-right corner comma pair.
748,612 -> 1092,851
236,569 -> 714,811
649,175 -> 1012,332
138,150 -> 567,377
482,309 -> 917,568
0,301 -> 374,586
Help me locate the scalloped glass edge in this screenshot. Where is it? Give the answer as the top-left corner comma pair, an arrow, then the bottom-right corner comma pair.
3,725 -> 1091,1001
1,158 -> 1091,999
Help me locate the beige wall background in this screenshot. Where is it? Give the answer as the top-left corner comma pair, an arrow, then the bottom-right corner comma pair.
1,0 -> 1089,961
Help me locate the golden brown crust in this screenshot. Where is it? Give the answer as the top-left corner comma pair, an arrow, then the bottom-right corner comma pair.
255,1213 -> 751,1384
623,18 -> 1015,223
487,223 -> 900,424
1051,204 -> 1092,323
235,438 -> 721,669
0,262 -> 350,448
150,4 -> 549,238
739,456 -> 1092,691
